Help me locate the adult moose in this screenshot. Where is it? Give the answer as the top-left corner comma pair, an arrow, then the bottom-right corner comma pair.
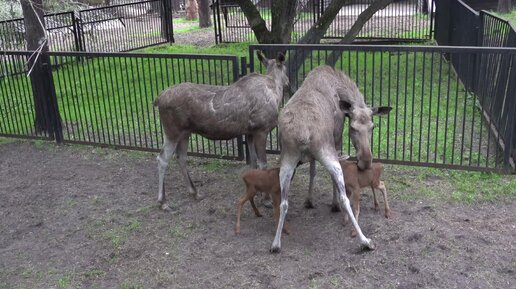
154,52 -> 288,210
271,65 -> 391,253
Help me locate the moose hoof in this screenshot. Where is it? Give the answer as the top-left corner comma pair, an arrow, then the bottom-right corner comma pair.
194,192 -> 205,201
385,210 -> 391,219
351,230 -> 357,238
304,199 -> 315,209
361,239 -> 376,251
270,245 -> 281,254
331,204 -> 341,212
160,203 -> 172,212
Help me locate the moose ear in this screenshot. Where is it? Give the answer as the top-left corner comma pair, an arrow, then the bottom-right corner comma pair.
339,100 -> 352,116
257,50 -> 268,65
276,52 -> 285,63
371,106 -> 392,115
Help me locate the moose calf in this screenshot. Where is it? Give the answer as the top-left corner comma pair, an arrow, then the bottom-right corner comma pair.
235,168 -> 289,235
341,160 -> 391,237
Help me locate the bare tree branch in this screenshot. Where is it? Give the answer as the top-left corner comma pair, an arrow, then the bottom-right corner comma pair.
326,0 -> 395,66
235,0 -> 272,43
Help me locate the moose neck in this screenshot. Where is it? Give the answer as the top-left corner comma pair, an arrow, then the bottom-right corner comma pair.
266,67 -> 285,105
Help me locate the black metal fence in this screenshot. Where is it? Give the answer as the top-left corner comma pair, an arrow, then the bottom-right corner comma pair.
434,0 -> 516,171
212,0 -> 435,44
0,0 -> 173,53
249,44 -> 516,173
1,44 -> 515,172
0,50 -> 244,160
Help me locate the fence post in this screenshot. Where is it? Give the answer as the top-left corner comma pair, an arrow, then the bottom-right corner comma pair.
239,56 -> 250,163
30,53 -> 63,143
162,0 -> 175,43
71,12 -> 81,52
42,58 -> 63,143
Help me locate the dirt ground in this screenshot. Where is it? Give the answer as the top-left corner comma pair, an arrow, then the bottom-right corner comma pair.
0,140 -> 515,289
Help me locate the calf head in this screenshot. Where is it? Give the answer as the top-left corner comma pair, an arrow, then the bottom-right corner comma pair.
341,101 -> 392,170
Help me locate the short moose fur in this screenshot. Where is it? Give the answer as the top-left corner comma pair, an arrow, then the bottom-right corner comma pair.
340,160 -> 391,237
235,168 -> 289,235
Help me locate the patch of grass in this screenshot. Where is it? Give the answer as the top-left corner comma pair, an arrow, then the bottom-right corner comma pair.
492,9 -> 516,24
83,269 -> 105,279
143,42 -> 250,57
120,281 -> 143,289
168,224 -> 188,239
0,137 -> 19,145
203,158 -> 230,172
174,26 -> 211,34
126,218 -> 142,232
56,274 -> 72,289
173,17 -> 198,24
387,165 -> 516,203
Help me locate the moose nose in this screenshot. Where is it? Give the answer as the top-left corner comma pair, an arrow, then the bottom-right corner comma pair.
357,151 -> 372,170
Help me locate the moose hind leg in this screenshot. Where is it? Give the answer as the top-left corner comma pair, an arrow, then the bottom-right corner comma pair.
176,136 -> 203,200
319,154 -> 375,250
157,138 -> 178,210
270,157 -> 297,253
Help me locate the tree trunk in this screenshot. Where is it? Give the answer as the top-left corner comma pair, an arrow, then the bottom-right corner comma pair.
198,0 -> 212,27
185,0 -> 198,20
498,0 -> 512,13
20,0 -> 49,133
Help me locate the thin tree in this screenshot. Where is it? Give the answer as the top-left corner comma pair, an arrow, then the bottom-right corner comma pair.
498,0 -> 512,13
20,0 -> 49,133
185,0 -> 198,20
198,0 -> 211,28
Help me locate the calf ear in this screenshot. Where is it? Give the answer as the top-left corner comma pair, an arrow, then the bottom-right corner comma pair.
372,106 -> 392,115
257,50 -> 268,66
276,52 -> 286,64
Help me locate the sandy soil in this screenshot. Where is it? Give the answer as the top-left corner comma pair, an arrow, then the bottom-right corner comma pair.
0,140 -> 515,289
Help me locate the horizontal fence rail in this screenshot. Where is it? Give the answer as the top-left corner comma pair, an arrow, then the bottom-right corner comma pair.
0,0 -> 172,53
212,0 -> 434,44
249,44 -> 516,173
1,51 -> 244,160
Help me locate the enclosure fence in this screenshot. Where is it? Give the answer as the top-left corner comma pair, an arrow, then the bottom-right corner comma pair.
0,51 -> 244,160
0,0 -> 173,53
212,0 -> 435,44
248,44 -> 516,173
434,0 -> 516,172
1,44 -> 515,172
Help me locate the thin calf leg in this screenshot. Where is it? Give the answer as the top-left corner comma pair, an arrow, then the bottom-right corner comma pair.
371,187 -> 380,211
176,136 -> 202,200
304,160 -> 316,209
249,196 -> 262,217
235,194 -> 250,234
157,138 -> 178,210
378,181 -> 391,218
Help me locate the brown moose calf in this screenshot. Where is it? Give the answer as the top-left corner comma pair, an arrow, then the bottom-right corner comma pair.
235,168 -> 289,235
341,160 -> 391,237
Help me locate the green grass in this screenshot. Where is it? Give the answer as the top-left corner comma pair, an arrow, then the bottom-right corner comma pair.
492,9 -> 516,25
387,165 -> 516,203
144,43 -> 250,57
173,17 -> 198,24
174,26 -> 211,34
